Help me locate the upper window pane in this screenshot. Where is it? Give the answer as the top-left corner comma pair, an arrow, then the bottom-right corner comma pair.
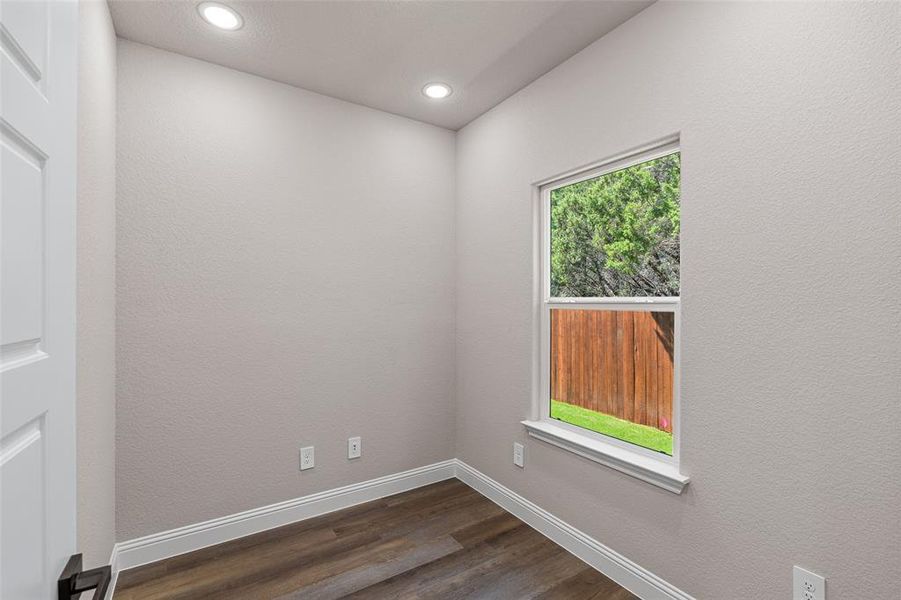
550,152 -> 681,298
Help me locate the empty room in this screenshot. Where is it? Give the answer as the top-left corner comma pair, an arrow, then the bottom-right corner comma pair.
1,0 -> 899,598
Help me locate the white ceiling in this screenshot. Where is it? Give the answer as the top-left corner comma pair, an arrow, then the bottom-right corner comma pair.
109,1 -> 652,130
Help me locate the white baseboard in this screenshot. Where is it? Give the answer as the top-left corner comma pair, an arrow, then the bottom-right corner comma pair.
454,460 -> 694,600
110,459 -> 456,583
108,458 -> 692,600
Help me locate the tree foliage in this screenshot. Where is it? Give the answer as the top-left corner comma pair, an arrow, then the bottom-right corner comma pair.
550,153 -> 680,297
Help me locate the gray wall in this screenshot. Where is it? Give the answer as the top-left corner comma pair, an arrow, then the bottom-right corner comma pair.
111,4 -> 899,596
455,2 -> 900,599
77,0 -> 117,569
115,40 -> 456,540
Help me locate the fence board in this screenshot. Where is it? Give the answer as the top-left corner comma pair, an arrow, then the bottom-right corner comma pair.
550,309 -> 673,433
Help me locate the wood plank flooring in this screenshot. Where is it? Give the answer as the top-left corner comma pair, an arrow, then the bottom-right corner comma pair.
114,479 -> 638,600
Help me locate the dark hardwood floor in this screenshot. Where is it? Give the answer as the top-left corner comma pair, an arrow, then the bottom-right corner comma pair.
114,479 -> 638,599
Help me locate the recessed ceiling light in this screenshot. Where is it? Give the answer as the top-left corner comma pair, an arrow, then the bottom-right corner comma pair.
422,83 -> 452,100
198,2 -> 243,31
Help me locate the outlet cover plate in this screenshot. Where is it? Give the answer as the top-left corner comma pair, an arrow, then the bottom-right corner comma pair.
300,446 -> 315,470
793,566 -> 825,600
513,442 -> 524,468
348,436 -> 362,459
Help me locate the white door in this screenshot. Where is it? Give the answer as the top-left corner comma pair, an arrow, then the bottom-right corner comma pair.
0,0 -> 78,598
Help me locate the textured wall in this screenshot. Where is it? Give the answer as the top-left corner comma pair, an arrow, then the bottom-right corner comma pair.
455,3 -> 900,599
116,40 -> 456,540
77,0 -> 117,569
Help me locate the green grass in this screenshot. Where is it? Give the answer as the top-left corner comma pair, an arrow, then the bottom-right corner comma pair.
550,400 -> 673,456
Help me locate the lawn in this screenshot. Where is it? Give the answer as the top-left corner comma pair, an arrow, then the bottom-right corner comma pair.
550,400 -> 673,456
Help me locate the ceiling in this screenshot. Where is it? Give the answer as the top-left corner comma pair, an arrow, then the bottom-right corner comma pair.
109,1 -> 652,130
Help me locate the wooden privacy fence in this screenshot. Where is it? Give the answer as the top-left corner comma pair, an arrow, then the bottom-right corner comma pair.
551,309 -> 674,433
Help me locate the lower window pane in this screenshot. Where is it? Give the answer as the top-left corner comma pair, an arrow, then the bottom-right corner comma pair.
550,309 -> 674,456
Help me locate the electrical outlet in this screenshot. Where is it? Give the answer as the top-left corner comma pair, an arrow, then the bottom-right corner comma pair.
513,442 -> 524,468
793,566 -> 825,600
300,446 -> 315,470
348,436 -> 362,459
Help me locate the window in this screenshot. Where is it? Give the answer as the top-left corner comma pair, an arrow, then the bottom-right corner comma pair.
526,139 -> 687,492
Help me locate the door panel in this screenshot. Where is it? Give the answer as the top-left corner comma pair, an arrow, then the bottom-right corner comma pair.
1,417 -> 46,599
1,126 -> 45,351
1,0 -> 48,89
1,0 -> 78,598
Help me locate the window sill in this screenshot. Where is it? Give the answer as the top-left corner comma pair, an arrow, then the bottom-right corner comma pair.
521,420 -> 689,494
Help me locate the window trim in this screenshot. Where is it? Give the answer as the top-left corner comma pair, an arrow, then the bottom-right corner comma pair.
525,138 -> 688,493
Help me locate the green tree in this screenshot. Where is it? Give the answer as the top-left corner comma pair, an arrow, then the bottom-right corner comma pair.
550,153 -> 680,297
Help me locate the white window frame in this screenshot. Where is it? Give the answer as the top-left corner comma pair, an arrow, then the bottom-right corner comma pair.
523,137 -> 689,494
